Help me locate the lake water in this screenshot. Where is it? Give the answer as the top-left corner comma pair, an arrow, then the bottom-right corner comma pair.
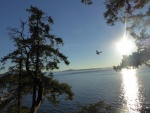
35,67 -> 150,113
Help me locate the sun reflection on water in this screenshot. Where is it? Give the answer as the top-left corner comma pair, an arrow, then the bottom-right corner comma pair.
121,69 -> 142,113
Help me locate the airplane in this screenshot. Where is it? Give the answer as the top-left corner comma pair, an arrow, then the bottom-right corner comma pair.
96,50 -> 102,55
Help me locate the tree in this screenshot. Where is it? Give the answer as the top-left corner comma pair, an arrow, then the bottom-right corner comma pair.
103,0 -> 150,70
0,6 -> 73,113
82,0 -> 150,70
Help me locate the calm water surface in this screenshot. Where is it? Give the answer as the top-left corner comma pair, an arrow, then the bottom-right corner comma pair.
35,67 -> 150,113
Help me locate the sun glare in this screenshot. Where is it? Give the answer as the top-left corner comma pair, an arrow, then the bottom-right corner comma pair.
117,37 -> 135,55
121,69 -> 142,112
116,20 -> 136,56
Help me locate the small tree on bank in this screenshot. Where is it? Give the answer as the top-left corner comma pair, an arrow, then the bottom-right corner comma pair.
0,6 -> 73,113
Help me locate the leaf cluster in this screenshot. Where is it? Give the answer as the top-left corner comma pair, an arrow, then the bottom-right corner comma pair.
104,0 -> 150,25
113,49 -> 150,71
72,101 -> 112,113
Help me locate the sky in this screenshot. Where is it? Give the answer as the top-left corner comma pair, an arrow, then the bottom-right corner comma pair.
0,0 -> 137,73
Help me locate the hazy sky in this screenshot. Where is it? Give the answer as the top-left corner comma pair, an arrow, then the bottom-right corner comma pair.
0,0 -> 137,73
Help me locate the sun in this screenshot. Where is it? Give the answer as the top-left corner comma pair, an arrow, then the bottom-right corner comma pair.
116,36 -> 135,55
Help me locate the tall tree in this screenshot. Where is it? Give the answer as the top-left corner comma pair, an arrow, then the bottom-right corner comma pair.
0,6 -> 73,113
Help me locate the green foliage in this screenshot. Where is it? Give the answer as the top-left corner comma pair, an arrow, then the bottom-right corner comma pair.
140,107 -> 150,113
0,5 -> 73,113
7,105 -> 30,113
72,101 -> 112,113
100,0 -> 150,70
114,48 -> 150,71
0,72 -> 32,111
103,0 -> 150,26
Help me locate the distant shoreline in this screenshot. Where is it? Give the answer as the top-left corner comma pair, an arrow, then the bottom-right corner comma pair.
62,67 -> 112,72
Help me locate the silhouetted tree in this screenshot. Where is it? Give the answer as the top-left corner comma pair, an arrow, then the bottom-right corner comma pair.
0,6 -> 73,113
103,0 -> 150,70
0,30 -> 26,113
82,0 -> 150,70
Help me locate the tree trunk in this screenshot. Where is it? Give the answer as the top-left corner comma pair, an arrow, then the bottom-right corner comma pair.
32,19 -> 40,109
29,78 -> 44,113
32,77 -> 37,109
18,58 -> 22,113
